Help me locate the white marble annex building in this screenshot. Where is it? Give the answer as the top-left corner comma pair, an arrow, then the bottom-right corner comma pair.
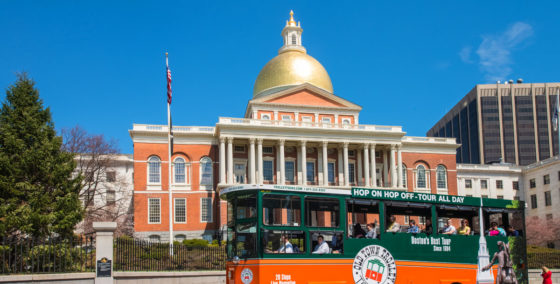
129,12 -> 459,241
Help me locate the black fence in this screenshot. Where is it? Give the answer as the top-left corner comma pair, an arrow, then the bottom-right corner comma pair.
114,238 -> 226,271
527,252 -> 560,269
0,235 -> 96,274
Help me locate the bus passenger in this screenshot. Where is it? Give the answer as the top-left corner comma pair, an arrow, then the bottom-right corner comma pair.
366,223 -> 377,238
424,219 -> 433,235
387,216 -> 400,232
312,235 -> 330,254
507,225 -> 519,237
497,225 -> 507,237
277,234 -> 293,253
407,220 -> 419,233
458,219 -> 471,235
442,219 -> 456,235
353,223 -> 366,238
488,222 -> 499,236
331,234 -> 343,253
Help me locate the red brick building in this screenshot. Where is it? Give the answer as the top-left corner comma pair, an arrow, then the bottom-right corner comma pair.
129,12 -> 458,242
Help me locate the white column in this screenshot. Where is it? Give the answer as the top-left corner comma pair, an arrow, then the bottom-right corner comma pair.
364,144 -> 370,187
382,148 -> 388,187
219,137 -> 226,184
370,144 -> 376,187
343,142 -> 349,186
274,111 -> 279,121
397,144 -> 403,188
252,110 -> 257,119
227,137 -> 233,184
390,145 -> 397,187
249,138 -> 255,184
278,140 -> 285,185
322,141 -> 329,185
337,146 -> 344,186
318,145 -> 323,186
257,139 -> 263,184
301,141 -> 307,185
297,144 -> 302,185
357,147 -> 363,186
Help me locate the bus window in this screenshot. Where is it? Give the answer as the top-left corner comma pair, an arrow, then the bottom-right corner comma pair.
236,193 -> 257,220
385,201 -> 431,234
234,222 -> 257,258
310,231 -> 344,254
262,230 -> 305,254
262,194 -> 301,226
305,197 -> 339,228
437,205 -> 478,235
346,199 -> 379,238
484,208 -> 523,237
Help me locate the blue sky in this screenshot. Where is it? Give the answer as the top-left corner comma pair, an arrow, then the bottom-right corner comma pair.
1,1 -> 559,153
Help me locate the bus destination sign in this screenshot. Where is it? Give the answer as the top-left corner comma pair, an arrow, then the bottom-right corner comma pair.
351,188 -> 477,206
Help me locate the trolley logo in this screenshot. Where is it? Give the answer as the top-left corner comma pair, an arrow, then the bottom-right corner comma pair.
241,268 -> 253,284
352,245 -> 396,284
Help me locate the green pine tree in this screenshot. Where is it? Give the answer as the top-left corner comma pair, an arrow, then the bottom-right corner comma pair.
0,73 -> 83,238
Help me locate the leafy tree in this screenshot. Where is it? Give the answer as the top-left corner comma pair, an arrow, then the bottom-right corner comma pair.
0,74 -> 83,238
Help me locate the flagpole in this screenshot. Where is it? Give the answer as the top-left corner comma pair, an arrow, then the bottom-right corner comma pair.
557,87 -> 560,158
166,52 -> 174,256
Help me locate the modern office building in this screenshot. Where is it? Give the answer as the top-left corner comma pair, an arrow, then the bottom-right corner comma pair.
129,12 -> 460,242
427,82 -> 560,165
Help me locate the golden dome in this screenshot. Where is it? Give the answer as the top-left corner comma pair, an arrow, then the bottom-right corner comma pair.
253,50 -> 333,98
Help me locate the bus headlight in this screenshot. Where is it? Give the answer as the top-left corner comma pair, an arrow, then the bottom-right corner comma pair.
233,256 -> 240,264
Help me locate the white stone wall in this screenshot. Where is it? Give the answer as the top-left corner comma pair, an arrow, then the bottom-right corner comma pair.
457,163 -> 523,200
522,156 -> 560,222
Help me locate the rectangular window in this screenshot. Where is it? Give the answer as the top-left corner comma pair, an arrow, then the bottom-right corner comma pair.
234,163 -> 245,184
175,198 -> 186,223
481,195 -> 488,198
262,194 -> 301,226
348,163 -> 355,184
558,171 -> 560,181
545,191 -> 552,206
531,194 -> 537,209
530,178 -> 536,188
106,190 -> 115,205
514,196 -> 520,201
328,162 -> 335,183
148,198 -> 160,224
496,180 -> 503,189
465,179 -> 472,188
497,195 -> 504,199
348,150 -> 355,157
544,174 -> 550,185
306,161 -> 315,183
305,197 -> 339,227
321,117 -> 331,124
480,180 -> 488,189
234,145 -> 245,153
281,115 -> 292,121
201,198 -> 212,222
263,160 -> 273,182
302,116 -> 312,122
263,146 -> 273,154
106,171 -> 116,182
285,161 -> 295,182
512,181 -> 519,190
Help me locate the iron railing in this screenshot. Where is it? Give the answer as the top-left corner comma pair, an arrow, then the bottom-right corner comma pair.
527,252 -> 560,269
114,238 -> 225,271
0,234 -> 96,274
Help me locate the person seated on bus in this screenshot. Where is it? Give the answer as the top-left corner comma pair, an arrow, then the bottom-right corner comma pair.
407,219 -> 420,233
312,235 -> 330,254
441,219 -> 456,235
276,234 -> 293,253
497,224 -> 507,237
352,223 -> 366,238
331,233 -> 343,253
423,219 -> 433,235
366,223 -> 377,239
386,216 -> 400,232
458,219 -> 471,235
506,225 -> 519,237
488,222 -> 500,236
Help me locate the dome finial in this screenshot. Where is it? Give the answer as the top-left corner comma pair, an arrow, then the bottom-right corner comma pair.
288,10 -> 296,26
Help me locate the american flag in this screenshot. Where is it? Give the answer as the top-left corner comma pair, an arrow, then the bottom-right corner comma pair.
166,54 -> 172,104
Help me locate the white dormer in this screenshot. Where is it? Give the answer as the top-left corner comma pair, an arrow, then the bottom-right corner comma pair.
279,10 -> 306,54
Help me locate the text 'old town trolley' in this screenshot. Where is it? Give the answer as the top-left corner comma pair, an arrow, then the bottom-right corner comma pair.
221,185 -> 527,284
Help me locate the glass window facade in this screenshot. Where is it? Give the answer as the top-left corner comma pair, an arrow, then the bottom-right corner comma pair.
175,198 -> 186,223
481,96 -> 501,163
263,160 -> 274,182
515,96 -> 537,165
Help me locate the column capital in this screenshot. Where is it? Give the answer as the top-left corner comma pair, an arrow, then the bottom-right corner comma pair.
370,143 -> 376,149
342,141 -> 349,148
300,140 -> 307,146
257,138 -> 264,144
362,143 -> 369,150
249,138 -> 255,144
219,137 -> 226,143
396,143 -> 402,150
322,140 -> 328,147
226,137 -> 234,143
278,139 -> 285,146
390,144 -> 397,150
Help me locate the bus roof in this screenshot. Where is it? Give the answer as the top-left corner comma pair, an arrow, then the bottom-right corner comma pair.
220,184 -> 523,209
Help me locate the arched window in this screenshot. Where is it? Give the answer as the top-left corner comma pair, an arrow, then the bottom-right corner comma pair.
261,114 -> 271,120
200,157 -> 213,189
149,235 -> 161,243
291,34 -> 297,45
436,165 -> 447,189
175,234 -> 186,242
174,157 -> 186,184
402,164 -> 407,187
416,165 -> 426,188
148,156 -> 161,184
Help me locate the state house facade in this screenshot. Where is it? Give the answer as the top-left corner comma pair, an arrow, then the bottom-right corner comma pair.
129,12 -> 459,241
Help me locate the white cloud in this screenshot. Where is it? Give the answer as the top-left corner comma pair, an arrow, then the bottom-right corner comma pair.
475,22 -> 533,82
459,46 -> 473,63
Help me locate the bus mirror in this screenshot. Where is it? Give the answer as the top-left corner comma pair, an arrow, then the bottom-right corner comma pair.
233,256 -> 240,264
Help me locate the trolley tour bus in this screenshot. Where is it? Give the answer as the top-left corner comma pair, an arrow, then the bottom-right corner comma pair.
221,185 -> 527,284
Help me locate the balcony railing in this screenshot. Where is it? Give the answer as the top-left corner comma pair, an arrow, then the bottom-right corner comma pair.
133,124 -> 215,133
218,117 -> 403,132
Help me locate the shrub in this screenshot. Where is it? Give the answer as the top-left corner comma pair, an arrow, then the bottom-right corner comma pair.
182,239 -> 208,248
